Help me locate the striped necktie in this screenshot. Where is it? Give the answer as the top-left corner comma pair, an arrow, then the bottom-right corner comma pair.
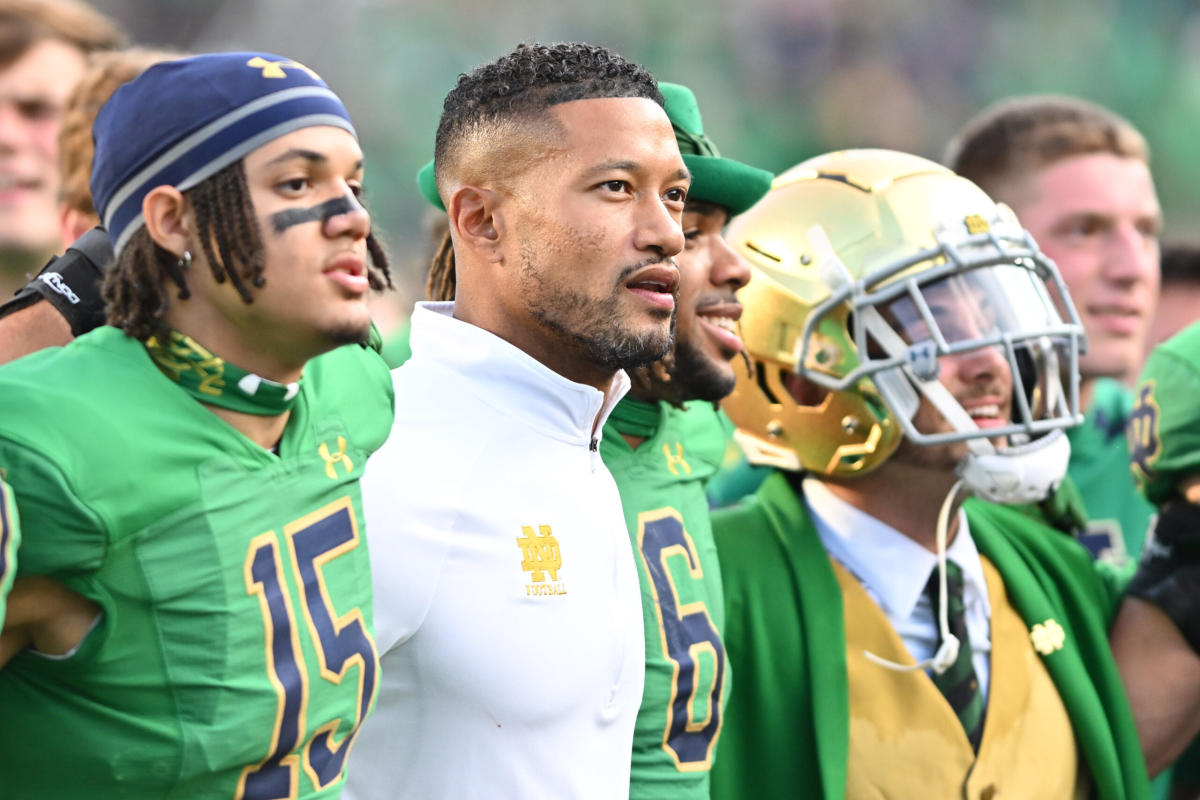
926,560 -> 985,750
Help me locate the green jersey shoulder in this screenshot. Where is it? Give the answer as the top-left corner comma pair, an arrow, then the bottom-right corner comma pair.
602,398 -> 730,799
0,328 -> 392,798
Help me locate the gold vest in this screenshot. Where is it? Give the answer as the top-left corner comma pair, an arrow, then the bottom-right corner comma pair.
834,555 -> 1086,799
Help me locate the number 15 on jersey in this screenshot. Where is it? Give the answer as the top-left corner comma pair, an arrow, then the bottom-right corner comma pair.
239,496 -> 379,800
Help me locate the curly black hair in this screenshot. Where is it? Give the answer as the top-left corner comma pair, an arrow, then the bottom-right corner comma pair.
434,42 -> 662,170
428,42 -> 660,301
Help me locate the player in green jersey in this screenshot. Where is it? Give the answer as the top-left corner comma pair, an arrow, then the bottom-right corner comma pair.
948,94 -> 1176,799
712,149 -> 1166,799
1113,320 -> 1200,783
947,96 -> 1161,565
0,52 -> 393,798
596,82 -> 772,799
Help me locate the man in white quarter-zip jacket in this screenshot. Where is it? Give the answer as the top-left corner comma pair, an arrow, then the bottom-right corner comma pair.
345,42 -> 691,800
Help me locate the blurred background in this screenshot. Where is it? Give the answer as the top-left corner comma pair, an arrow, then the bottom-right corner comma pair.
88,0 -> 1200,310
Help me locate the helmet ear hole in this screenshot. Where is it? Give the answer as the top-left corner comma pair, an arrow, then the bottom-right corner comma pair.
781,370 -> 831,408
724,149 -> 1084,484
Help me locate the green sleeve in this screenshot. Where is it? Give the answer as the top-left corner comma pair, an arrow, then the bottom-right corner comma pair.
378,319 -> 412,368
0,440 -> 106,577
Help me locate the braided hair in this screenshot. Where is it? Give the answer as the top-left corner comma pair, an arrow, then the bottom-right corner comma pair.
104,159 -> 392,340
425,228 -> 455,302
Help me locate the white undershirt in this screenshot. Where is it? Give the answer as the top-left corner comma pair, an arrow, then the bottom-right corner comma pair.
803,476 -> 993,699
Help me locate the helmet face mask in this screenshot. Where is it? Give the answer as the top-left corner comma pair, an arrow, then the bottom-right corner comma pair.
824,231 -> 1082,449
723,149 -> 1085,501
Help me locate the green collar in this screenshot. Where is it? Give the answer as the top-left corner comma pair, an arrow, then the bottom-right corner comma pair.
608,395 -> 663,440
145,329 -> 301,416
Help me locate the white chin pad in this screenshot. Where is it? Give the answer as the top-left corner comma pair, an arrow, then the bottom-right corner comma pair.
956,428 -> 1071,504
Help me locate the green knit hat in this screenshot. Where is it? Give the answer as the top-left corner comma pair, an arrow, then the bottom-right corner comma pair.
1129,320 -> 1200,505
415,81 -> 772,215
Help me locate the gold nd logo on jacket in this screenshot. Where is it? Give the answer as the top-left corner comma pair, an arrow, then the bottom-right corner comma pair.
351,304 -> 647,799
517,524 -> 567,596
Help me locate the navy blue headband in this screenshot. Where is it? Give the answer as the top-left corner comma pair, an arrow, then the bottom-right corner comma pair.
91,52 -> 357,255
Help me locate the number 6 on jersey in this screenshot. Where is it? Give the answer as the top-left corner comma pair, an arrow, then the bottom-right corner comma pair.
638,509 -> 726,770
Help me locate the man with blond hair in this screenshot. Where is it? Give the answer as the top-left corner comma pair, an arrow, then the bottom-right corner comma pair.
947,96 -> 1160,564
0,0 -> 123,295
0,1 -> 124,361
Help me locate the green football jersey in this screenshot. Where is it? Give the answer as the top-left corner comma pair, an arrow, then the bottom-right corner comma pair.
1068,378 -> 1156,563
1127,323 -> 1200,800
600,396 -> 731,799
0,476 -> 18,632
1130,320 -> 1200,507
0,326 -> 393,798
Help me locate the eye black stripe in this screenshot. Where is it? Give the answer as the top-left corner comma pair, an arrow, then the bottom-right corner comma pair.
270,194 -> 362,233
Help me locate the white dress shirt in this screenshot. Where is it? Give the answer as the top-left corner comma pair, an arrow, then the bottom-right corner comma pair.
803,476 -> 993,699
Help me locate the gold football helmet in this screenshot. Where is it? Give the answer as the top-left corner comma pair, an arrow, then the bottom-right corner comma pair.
723,149 -> 1085,502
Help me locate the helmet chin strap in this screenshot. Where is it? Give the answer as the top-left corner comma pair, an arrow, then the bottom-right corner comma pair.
851,289 -> 1068,672
956,428 -> 1070,504
864,478 -> 967,676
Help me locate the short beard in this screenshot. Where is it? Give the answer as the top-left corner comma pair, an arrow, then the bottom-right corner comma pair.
527,291 -> 674,371
628,338 -> 736,407
666,335 -> 737,403
521,253 -> 675,372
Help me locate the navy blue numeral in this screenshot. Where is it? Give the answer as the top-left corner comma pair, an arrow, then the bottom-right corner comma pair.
240,498 -> 378,798
241,535 -> 305,799
288,503 -> 378,788
639,511 -> 726,769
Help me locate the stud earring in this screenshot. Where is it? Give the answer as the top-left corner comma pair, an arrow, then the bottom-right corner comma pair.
179,250 -> 192,269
